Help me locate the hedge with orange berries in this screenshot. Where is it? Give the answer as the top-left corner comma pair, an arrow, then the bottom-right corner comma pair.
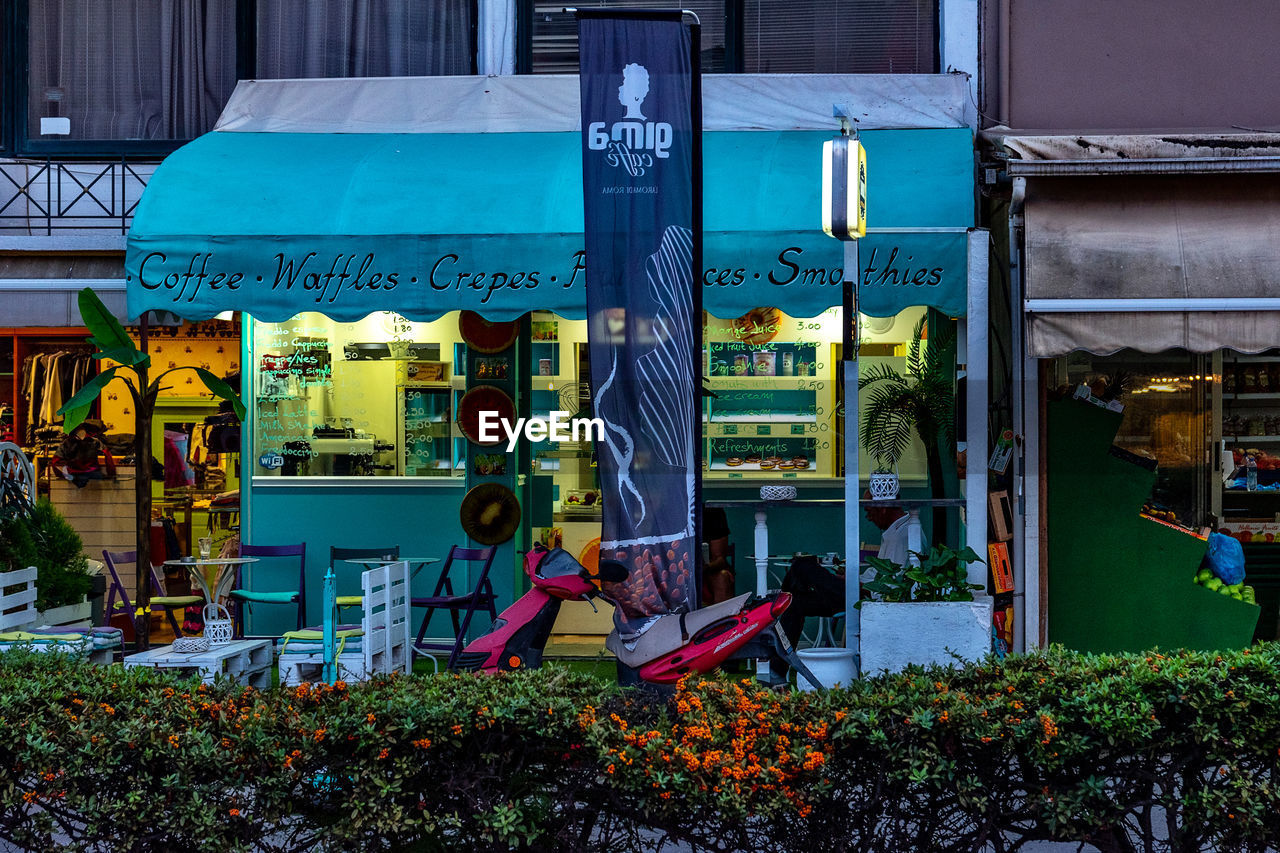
1,644 -> 1279,851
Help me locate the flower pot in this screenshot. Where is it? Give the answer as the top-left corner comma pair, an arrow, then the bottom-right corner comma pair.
35,598 -> 92,628
860,598 -> 993,674
868,471 -> 899,500
795,647 -> 857,690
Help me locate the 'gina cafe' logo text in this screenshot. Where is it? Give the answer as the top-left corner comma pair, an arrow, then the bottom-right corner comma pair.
587,63 -> 673,176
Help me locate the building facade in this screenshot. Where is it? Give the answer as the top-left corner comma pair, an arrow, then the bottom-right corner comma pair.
980,0 -> 1280,652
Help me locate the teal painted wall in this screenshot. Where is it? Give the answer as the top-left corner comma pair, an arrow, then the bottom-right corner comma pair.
242,481 -> 514,637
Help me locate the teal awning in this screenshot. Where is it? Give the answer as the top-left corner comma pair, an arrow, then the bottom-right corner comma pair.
126,127 -> 972,322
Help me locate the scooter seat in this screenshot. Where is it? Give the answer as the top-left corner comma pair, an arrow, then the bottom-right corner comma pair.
607,592 -> 753,668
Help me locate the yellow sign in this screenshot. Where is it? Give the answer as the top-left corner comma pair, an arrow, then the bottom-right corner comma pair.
821,138 -> 866,241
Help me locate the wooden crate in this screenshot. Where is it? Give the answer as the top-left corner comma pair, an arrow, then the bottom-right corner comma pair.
123,639 -> 273,687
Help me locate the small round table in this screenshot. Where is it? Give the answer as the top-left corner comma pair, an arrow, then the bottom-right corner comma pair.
341,557 -> 440,578
163,557 -> 259,605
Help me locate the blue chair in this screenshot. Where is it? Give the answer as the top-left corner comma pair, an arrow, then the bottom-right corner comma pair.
228,543 -> 307,636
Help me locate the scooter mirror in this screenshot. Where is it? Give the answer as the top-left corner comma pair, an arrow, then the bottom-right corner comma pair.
594,559 -> 630,584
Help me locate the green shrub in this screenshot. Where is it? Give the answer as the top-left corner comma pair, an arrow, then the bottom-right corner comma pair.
1,646 -> 1279,851
0,499 -> 91,611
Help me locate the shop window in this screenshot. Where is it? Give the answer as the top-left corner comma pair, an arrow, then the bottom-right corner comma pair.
742,0 -> 937,73
700,306 -> 940,483
26,0 -> 238,148
1052,351 -> 1212,530
251,312 -> 465,479
255,0 -> 475,79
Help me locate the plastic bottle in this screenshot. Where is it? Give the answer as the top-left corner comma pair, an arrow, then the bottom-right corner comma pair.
1247,454 -> 1258,491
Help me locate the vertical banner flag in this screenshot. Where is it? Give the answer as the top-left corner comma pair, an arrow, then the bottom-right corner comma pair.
579,12 -> 698,638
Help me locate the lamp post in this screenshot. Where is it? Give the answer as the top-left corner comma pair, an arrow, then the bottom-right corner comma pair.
822,112 -> 866,671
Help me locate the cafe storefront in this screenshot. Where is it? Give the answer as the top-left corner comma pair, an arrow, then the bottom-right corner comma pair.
126,73 -> 984,642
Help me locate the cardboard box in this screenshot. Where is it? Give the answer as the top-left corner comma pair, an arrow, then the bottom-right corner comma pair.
988,541 -> 1014,594
405,361 -> 447,382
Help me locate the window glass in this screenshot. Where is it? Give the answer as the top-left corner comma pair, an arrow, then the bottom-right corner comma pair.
251,312 -> 464,478
704,306 -> 847,480
743,0 -> 938,73
1053,350 -> 1211,529
528,1 -> 726,74
28,0 -> 237,142
256,0 -> 474,78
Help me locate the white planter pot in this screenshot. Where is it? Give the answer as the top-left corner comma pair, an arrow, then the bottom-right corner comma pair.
35,598 -> 92,628
796,647 -> 858,691
860,598 -> 994,675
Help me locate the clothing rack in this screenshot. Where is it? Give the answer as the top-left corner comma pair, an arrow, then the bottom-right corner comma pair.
19,348 -> 99,444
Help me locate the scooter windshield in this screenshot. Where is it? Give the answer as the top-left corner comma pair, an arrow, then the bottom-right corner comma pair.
535,547 -> 588,579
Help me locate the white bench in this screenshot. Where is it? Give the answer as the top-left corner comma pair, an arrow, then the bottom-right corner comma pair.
0,566 -> 121,664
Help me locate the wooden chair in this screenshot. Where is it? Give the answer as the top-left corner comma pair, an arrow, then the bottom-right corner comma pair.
413,545 -> 498,669
101,550 -> 204,637
229,543 -> 307,636
329,545 -> 399,616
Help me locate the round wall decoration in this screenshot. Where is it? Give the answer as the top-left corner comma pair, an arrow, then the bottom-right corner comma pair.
733,307 -> 782,345
456,385 -> 516,446
458,311 -> 520,353
460,483 -> 522,545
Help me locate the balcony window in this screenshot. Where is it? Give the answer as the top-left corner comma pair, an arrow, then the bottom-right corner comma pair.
256,0 -> 475,79
526,1 -> 727,74
743,0 -> 938,73
27,0 -> 238,145
522,0 -> 937,74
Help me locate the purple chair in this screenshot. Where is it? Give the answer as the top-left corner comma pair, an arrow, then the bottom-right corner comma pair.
228,543 -> 307,636
101,550 -> 203,637
413,545 -> 498,669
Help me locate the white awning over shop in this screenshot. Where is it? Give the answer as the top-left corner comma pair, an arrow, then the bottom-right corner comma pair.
990,132 -> 1280,357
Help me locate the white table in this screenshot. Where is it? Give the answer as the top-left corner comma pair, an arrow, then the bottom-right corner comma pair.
123,639 -> 273,688
164,557 -> 258,605
342,557 -> 440,577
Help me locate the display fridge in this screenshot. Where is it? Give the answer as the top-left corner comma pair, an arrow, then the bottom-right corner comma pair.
397,384 -> 457,476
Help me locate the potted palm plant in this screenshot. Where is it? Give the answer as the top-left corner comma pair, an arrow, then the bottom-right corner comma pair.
859,315 -> 955,541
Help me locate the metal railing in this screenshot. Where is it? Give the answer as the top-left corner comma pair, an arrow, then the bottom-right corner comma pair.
0,157 -> 158,235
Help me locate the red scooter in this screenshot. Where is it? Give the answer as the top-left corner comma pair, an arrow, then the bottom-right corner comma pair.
455,544 -> 818,687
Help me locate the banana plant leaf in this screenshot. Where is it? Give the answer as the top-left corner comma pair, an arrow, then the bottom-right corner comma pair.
193,367 -> 246,421
56,366 -> 121,432
77,287 -> 148,367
